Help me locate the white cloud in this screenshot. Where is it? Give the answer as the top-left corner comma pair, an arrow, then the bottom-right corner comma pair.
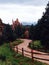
0,4 -> 45,24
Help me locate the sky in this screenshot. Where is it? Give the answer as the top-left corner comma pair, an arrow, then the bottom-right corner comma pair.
0,0 -> 49,24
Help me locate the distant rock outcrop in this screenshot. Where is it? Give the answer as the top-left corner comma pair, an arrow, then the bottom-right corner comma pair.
0,18 -> 4,37
12,18 -> 22,30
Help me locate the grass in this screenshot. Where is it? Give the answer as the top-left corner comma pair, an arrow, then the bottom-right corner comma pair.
0,42 -> 48,65
10,39 -> 23,46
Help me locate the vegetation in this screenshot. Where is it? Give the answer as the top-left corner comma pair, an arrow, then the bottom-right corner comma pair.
14,25 -> 23,38
0,3 -> 49,65
0,21 -> 30,43
29,2 -> 49,50
3,24 -> 15,43
29,40 -> 49,53
10,39 -> 23,46
0,2 -> 49,49
29,40 -> 42,49
0,43 -> 48,65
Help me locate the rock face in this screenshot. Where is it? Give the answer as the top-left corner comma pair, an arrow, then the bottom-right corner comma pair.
12,18 -> 29,39
0,18 -> 4,37
12,18 -> 22,30
24,28 -> 29,39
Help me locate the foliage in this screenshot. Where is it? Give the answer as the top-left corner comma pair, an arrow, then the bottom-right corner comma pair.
29,24 -> 34,39
29,2 -> 49,50
10,39 -> 23,46
29,40 -> 43,49
14,25 -> 23,38
29,40 -> 49,52
0,54 -> 6,61
37,2 -> 49,49
0,36 -> 3,45
3,24 -> 15,42
0,43 -> 48,65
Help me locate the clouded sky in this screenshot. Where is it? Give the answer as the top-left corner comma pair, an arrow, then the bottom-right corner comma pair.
0,0 -> 49,24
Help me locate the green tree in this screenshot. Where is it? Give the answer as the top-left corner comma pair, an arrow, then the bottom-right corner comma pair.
3,24 -> 15,42
29,24 -> 34,39
29,2 -> 49,49
14,25 -> 22,38
37,2 -> 49,49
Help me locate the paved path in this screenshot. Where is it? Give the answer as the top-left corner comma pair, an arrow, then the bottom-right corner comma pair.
15,39 -> 49,64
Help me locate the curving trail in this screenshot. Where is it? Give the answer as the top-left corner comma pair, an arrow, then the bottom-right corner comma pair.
15,39 -> 49,64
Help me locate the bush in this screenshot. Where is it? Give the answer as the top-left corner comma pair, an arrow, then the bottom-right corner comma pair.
0,54 -> 6,61
29,40 -> 43,50
0,37 -> 3,45
10,39 -> 23,47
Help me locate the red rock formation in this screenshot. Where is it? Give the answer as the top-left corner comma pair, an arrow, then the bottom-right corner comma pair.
12,18 -> 21,30
0,18 -> 4,36
24,28 -> 29,39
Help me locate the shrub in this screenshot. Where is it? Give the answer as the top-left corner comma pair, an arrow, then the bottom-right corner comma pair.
29,40 -> 43,50
0,54 -> 6,61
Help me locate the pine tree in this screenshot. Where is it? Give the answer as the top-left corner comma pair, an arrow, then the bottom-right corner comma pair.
37,2 -> 49,49
3,24 -> 15,42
